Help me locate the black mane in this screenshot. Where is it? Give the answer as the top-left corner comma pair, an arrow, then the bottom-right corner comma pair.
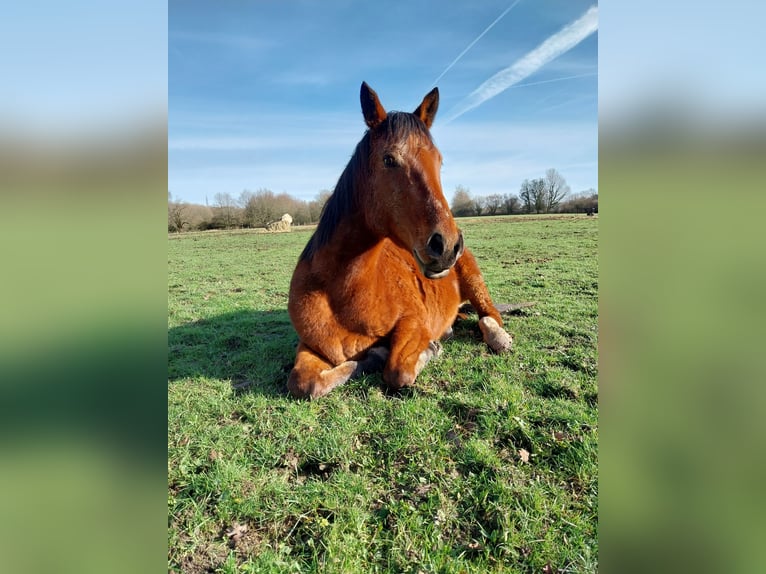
300,111 -> 434,261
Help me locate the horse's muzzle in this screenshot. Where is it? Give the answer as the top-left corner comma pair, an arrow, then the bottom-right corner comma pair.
414,231 -> 464,279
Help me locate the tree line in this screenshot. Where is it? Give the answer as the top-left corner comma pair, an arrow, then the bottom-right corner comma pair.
169,168 -> 597,233
168,189 -> 332,232
451,168 -> 597,217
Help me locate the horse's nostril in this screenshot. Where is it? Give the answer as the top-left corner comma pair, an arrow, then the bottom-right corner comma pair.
427,233 -> 445,257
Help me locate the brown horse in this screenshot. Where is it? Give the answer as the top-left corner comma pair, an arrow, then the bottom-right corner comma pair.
287,82 -> 512,399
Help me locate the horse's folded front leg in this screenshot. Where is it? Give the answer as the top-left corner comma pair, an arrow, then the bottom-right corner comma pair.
384,320 -> 440,390
288,343 -> 390,399
288,343 -> 357,399
456,249 -> 513,353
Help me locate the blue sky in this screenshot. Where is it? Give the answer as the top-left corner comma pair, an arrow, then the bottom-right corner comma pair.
169,0 -> 598,205
1,0 -> 166,135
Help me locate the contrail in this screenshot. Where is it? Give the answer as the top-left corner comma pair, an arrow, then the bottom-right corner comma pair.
431,0 -> 524,87
504,71 -> 597,90
444,5 -> 598,123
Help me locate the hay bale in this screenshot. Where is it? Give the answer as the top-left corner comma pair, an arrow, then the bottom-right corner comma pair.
266,213 -> 293,232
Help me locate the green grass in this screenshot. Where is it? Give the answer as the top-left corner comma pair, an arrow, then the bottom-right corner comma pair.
168,214 -> 598,573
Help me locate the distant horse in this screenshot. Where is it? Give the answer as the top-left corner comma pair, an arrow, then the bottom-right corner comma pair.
287,82 -> 512,399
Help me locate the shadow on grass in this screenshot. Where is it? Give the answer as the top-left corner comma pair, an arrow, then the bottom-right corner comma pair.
168,310 -> 298,398
168,309 -> 501,400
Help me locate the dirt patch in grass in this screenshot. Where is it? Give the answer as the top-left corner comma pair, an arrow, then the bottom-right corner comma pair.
173,543 -> 229,574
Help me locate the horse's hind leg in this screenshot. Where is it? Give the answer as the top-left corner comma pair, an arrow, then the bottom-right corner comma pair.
288,343 -> 389,399
456,249 -> 513,353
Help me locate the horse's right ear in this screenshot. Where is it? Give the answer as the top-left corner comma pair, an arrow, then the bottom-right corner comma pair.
360,82 -> 387,129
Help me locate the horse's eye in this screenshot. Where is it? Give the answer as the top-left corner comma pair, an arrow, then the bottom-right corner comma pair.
383,154 -> 397,168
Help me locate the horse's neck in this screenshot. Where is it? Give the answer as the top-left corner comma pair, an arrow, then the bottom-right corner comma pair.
315,216 -> 382,265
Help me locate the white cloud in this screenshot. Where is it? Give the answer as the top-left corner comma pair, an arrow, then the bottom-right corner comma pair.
444,5 -> 598,123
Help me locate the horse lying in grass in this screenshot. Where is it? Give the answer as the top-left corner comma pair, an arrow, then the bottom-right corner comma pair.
287,82 -> 512,399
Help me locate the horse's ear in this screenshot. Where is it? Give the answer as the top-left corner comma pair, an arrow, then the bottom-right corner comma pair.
414,87 -> 439,129
360,82 -> 387,129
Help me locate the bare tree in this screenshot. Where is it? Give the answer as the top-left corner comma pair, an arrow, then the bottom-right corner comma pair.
473,196 -> 487,216
238,189 -> 254,208
290,201 -> 312,225
502,193 -> 520,215
451,185 -> 474,217
166,186 -> 354,231
543,168 -> 570,213
519,178 -> 546,213
273,191 -> 298,220
483,194 -> 503,215
214,192 -> 239,228
557,188 -> 598,214
168,191 -> 188,232
185,203 -> 214,229
519,180 -> 533,213
308,190 -> 333,222
240,189 -> 276,228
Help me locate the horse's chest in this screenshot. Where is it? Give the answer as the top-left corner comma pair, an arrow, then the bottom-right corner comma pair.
416,272 -> 462,336
339,254 -> 460,336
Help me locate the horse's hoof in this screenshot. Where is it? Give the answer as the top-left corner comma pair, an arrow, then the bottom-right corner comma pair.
287,372 -> 319,400
479,316 -> 513,353
383,369 -> 415,390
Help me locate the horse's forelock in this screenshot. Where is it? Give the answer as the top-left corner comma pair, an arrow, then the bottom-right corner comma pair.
382,111 -> 433,145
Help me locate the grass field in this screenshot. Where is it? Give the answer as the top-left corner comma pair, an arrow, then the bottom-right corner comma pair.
168,214 -> 598,573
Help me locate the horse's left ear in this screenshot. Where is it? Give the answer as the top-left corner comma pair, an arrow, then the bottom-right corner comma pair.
414,87 -> 439,129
